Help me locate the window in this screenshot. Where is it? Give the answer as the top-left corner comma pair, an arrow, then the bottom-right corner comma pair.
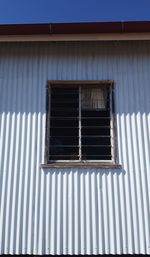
45,81 -> 115,164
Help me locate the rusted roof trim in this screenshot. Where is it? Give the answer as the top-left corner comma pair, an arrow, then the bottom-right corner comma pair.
0,21 -> 150,35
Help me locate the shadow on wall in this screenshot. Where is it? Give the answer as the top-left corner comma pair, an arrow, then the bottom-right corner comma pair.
42,166 -> 126,176
0,41 -> 150,115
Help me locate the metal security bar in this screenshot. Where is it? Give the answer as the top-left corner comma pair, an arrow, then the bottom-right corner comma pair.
45,81 -> 114,163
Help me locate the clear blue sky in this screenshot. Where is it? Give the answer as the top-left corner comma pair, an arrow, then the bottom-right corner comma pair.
0,0 -> 150,24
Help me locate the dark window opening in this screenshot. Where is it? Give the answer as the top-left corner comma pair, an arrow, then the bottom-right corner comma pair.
45,82 -> 115,163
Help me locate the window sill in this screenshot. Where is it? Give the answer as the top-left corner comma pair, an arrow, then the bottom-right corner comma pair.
40,162 -> 122,169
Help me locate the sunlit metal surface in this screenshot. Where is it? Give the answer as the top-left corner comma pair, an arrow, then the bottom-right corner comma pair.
0,41 -> 150,255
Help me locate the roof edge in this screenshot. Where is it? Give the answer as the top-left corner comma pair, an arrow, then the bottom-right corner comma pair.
0,21 -> 150,35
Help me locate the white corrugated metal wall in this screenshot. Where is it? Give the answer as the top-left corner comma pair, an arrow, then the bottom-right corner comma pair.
0,41 -> 150,255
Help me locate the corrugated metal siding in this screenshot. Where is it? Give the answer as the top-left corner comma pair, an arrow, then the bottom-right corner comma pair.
0,41 -> 150,255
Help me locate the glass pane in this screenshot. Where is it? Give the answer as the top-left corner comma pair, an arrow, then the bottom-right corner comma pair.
49,87 -> 79,161
81,87 -> 107,110
81,86 -> 111,161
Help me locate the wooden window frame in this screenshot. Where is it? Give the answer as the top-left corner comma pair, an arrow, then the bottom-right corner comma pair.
42,80 -> 119,168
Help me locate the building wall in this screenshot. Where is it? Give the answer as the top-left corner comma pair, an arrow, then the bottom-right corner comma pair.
0,41 -> 150,255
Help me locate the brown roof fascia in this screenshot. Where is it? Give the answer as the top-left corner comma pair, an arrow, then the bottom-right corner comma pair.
0,21 -> 150,35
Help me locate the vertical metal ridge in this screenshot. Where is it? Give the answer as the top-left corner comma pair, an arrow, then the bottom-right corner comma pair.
0,41 -> 150,255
